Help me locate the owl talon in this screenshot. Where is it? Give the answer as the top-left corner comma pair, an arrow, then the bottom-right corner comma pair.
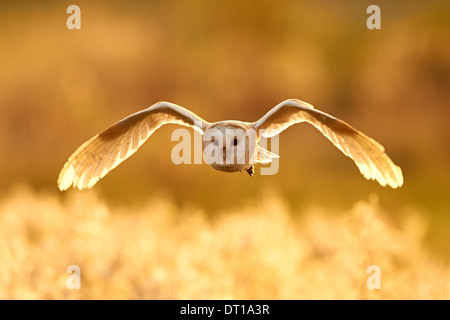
246,165 -> 254,177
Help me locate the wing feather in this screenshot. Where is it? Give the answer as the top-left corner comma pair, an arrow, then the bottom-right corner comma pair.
254,99 -> 403,188
58,101 -> 209,190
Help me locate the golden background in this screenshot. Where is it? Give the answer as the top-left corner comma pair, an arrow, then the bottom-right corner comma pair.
0,0 -> 449,298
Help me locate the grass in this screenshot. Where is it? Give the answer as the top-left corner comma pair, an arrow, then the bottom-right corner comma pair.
0,185 -> 449,299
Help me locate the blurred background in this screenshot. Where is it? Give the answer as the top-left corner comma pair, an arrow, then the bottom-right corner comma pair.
0,0 -> 449,299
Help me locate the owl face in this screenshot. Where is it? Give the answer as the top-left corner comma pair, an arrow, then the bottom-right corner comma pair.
202,121 -> 258,172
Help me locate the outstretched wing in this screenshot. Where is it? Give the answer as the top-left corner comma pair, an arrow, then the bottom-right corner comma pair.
58,101 -> 209,190
254,99 -> 403,188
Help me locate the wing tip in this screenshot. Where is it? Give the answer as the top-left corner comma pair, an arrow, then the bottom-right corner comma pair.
375,166 -> 404,189
57,163 -> 75,191
57,163 -> 100,191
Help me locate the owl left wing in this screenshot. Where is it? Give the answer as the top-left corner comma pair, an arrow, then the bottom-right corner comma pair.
58,102 -> 209,190
253,99 -> 403,188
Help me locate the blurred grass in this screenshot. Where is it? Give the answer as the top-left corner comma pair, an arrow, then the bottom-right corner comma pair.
0,0 -> 449,298
1,185 -> 449,299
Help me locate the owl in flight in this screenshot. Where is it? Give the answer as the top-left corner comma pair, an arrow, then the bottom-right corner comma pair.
57,99 -> 403,190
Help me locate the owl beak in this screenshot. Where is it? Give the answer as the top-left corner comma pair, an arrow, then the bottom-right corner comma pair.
223,147 -> 227,161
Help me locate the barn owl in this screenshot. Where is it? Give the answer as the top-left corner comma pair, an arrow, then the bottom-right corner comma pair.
57,99 -> 403,190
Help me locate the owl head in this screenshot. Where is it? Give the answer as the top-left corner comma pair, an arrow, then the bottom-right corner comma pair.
202,121 -> 258,173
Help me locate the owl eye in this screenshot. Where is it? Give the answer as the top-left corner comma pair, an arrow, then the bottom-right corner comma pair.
211,136 -> 219,146
233,138 -> 238,146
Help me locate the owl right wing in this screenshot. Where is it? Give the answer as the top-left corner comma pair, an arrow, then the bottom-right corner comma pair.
57,102 -> 209,191
254,99 -> 403,188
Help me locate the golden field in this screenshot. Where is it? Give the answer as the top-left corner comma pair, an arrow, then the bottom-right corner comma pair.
1,185 -> 449,299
